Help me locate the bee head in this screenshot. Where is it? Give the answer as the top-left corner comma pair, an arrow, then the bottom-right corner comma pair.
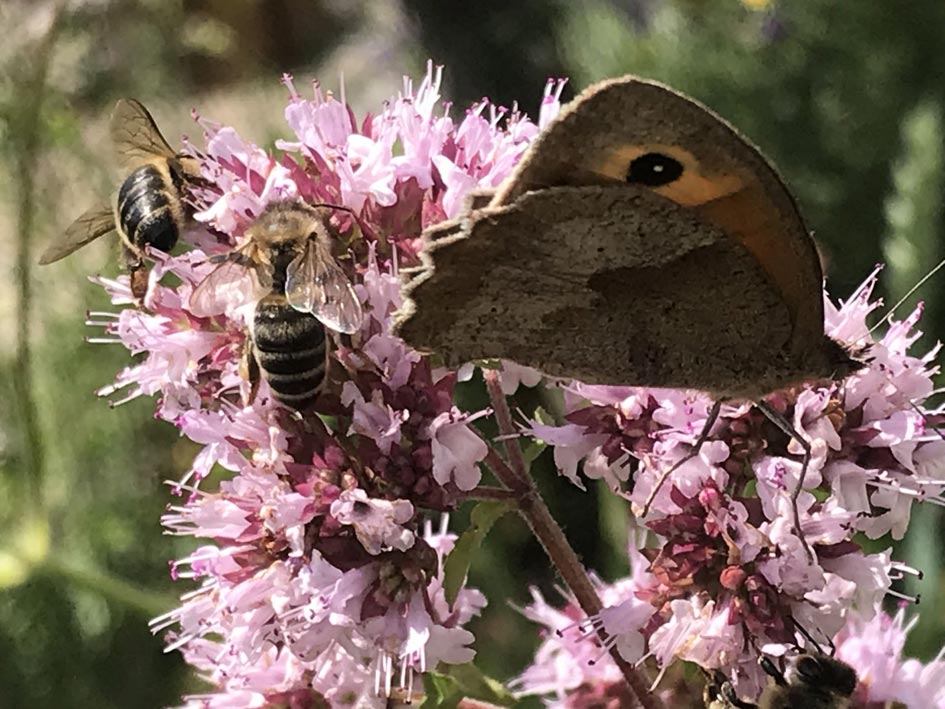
792,654 -> 858,698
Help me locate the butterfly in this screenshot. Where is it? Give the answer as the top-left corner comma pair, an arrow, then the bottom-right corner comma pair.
396,76 -> 861,401
395,76 -> 867,554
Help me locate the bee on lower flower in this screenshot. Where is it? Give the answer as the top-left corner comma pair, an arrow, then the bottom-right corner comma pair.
704,653 -> 858,709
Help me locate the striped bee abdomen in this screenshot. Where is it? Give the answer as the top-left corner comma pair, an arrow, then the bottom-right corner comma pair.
252,295 -> 328,409
116,164 -> 179,253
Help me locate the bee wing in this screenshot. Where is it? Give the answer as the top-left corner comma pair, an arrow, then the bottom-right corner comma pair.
313,256 -> 364,334
110,98 -> 176,167
39,205 -> 114,264
284,245 -> 318,311
189,254 -> 270,317
285,244 -> 364,334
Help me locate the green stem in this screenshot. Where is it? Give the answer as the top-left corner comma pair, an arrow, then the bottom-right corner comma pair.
11,2 -> 68,505
40,554 -> 176,618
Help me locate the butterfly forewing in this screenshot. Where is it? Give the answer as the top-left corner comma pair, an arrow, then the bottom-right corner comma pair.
39,206 -> 115,264
110,98 -> 176,167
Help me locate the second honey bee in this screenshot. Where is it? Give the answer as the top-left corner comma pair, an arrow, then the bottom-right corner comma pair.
705,653 -> 858,709
191,201 -> 363,410
39,98 -> 202,299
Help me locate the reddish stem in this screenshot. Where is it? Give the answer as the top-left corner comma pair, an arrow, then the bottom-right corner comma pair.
481,370 -> 661,709
463,484 -> 520,501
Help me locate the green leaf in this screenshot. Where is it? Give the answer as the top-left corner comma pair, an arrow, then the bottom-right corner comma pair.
447,663 -> 516,705
442,500 -> 512,604
420,671 -> 462,708
315,413 -> 340,432
532,406 -> 556,427
520,438 -> 547,464
419,664 -> 516,707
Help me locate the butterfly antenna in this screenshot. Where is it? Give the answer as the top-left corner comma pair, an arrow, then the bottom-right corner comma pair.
868,257 -> 945,335
845,263 -> 945,450
855,297 -> 945,446
754,400 -> 815,563
640,400 -> 722,516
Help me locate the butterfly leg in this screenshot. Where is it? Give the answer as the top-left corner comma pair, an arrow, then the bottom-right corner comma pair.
641,400 -> 722,516
754,400 -> 815,563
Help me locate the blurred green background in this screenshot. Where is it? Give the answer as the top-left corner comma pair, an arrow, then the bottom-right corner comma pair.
2,1 -> 944,706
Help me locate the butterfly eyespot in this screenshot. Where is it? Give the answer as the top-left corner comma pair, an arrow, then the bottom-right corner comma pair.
626,152 -> 683,186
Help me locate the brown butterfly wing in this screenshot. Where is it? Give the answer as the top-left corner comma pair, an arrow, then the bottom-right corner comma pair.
399,185 -> 794,397
492,76 -> 826,362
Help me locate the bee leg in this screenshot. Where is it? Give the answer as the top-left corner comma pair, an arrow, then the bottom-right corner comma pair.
240,339 -> 261,406
759,656 -> 787,686
720,682 -> 757,709
129,265 -> 149,300
702,669 -> 725,707
116,224 -> 150,301
120,243 -> 149,300
702,669 -> 758,709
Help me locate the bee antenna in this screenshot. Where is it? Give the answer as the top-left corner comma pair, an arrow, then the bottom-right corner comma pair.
308,201 -> 356,217
794,619 -> 833,656
794,620 -> 824,655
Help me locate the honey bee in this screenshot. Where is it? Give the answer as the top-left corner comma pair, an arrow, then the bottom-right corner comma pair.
190,201 -> 363,410
705,654 -> 858,709
39,98 -> 202,299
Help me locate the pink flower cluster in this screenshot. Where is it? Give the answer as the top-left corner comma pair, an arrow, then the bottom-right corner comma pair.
84,60 -> 945,708
516,572 -> 945,707
516,274 -> 945,705
87,64 -> 567,707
